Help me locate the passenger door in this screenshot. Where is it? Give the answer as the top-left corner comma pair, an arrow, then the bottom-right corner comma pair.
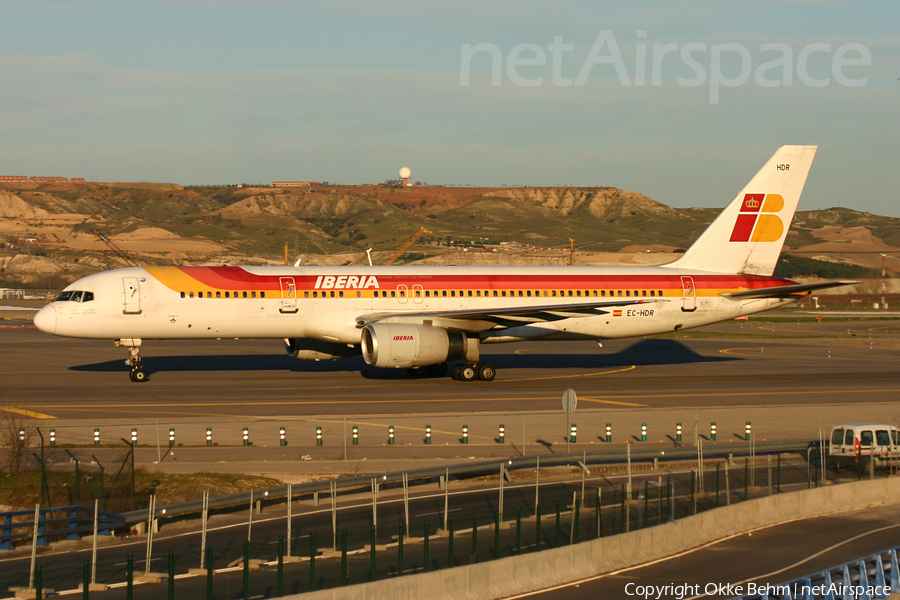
279,277 -> 298,314
122,277 -> 141,315
680,276 -> 697,312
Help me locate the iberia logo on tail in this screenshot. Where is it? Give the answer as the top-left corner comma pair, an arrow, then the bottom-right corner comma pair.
729,194 -> 784,242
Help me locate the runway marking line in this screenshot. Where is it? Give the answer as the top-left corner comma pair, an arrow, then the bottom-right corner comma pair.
578,397 -> 648,407
509,365 -> 637,382
0,406 -> 55,419
720,346 -> 900,359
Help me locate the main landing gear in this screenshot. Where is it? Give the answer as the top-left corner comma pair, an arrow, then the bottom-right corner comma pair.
454,362 -> 496,382
406,362 -> 496,381
116,339 -> 148,383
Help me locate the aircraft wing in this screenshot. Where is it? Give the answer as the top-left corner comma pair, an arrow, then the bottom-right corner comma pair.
720,280 -> 859,299
355,298 -> 665,328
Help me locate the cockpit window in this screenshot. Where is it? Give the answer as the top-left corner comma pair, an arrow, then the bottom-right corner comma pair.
54,290 -> 94,302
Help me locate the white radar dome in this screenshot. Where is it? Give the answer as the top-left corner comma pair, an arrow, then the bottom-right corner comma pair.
399,167 -> 411,179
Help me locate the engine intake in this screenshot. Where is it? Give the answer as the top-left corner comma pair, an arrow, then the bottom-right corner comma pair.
284,338 -> 360,361
361,324 -> 466,368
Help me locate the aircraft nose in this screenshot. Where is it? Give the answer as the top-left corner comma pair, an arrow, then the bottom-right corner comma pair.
33,304 -> 57,334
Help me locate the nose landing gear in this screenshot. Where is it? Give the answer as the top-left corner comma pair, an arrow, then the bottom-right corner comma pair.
116,339 -> 148,383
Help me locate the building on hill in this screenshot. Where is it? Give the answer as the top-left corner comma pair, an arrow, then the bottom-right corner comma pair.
272,181 -> 311,188
29,176 -> 68,182
71,178 -> 86,183
0,175 -> 28,182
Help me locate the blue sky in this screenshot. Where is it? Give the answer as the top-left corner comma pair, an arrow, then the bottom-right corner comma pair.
1,1 -> 897,216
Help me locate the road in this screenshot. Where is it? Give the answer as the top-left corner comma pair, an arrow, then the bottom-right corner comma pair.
522,503 -> 900,600
0,455 -> 833,597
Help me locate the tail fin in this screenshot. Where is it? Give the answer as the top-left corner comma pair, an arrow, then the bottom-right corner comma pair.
664,145 -> 817,276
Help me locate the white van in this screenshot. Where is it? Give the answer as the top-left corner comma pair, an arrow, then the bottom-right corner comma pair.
828,423 -> 900,470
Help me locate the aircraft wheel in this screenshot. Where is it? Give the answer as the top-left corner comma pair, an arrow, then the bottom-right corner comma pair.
131,368 -> 147,383
458,363 -> 477,382
477,364 -> 496,381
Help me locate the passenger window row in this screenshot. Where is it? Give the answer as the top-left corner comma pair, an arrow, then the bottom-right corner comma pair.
180,291 -> 266,298
178,289 -> 666,300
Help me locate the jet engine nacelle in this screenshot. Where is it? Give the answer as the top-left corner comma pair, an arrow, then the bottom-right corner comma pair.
284,338 -> 361,361
361,323 -> 466,368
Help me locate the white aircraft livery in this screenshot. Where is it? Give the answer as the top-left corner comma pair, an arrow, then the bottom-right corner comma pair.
34,145 -> 853,382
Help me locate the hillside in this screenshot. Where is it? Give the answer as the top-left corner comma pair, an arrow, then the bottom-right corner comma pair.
1,180 -> 898,288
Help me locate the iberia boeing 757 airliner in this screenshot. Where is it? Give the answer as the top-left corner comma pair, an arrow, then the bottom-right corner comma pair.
34,145 -> 853,382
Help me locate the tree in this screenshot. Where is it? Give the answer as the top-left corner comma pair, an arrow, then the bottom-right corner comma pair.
0,406 -> 36,475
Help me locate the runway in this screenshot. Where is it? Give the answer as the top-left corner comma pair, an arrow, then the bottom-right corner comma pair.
3,310 -> 900,421
2,307 -> 900,463
3,307 -> 900,598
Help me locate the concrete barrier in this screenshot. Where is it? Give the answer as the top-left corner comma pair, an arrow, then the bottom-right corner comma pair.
292,478 -> 900,600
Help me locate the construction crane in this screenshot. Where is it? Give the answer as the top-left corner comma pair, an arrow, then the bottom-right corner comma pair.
568,237 -> 575,266
94,230 -> 140,267
384,226 -> 431,265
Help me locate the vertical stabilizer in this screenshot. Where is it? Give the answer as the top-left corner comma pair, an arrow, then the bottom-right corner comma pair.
664,145 -> 817,276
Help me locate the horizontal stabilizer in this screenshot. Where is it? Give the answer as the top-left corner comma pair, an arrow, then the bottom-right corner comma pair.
721,280 -> 859,299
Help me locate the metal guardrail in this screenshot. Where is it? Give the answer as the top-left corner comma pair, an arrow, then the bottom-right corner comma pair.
731,546 -> 899,599
0,505 -> 125,549
118,439 -> 815,526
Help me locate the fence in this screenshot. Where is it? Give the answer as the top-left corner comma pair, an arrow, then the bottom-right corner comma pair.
1,505 -> 124,550
3,438 -> 865,597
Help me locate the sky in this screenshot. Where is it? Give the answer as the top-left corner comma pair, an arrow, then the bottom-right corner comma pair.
0,1 -> 898,216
